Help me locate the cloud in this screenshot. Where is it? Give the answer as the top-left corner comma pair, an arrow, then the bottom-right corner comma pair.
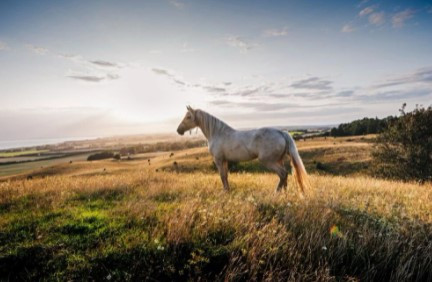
293,91 -> 333,100
57,53 -> 80,60
360,88 -> 432,102
90,60 -> 119,68
191,82 -> 274,98
341,24 -> 355,33
67,75 -> 105,82
209,100 -> 231,106
263,27 -> 288,37
209,100 -> 304,112
152,68 -> 174,77
359,6 -> 375,17
291,77 -> 333,91
26,44 -> 49,55
169,0 -> 184,9
358,0 -> 370,7
268,93 -> 291,98
174,79 -> 186,85
368,12 -> 385,26
67,73 -> 120,82
229,85 -> 273,97
224,36 -> 256,52
203,86 -> 226,93
373,67 -> 432,88
335,90 -> 355,97
392,9 -> 415,28
240,102 -> 299,112
190,83 -> 227,94
209,102 -> 359,126
220,106 -> 363,125
106,73 -> 120,80
25,44 -> 122,82
152,67 -> 188,87
0,41 -> 8,50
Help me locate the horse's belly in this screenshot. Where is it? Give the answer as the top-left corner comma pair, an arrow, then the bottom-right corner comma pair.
224,146 -> 257,162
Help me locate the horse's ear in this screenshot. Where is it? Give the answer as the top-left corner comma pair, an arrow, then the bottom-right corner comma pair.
186,105 -> 194,113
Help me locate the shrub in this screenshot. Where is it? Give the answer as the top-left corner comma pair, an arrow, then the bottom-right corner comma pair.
316,162 -> 325,171
87,151 -> 115,161
372,104 -> 432,182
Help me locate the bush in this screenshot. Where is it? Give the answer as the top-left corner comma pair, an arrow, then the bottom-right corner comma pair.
316,162 -> 325,171
372,104 -> 432,182
87,151 -> 115,161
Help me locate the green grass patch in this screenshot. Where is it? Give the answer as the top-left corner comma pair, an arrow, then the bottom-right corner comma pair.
0,150 -> 48,158
152,191 -> 181,203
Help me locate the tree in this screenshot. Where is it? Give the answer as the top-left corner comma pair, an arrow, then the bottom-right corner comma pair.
372,104 -> 432,182
330,117 -> 391,137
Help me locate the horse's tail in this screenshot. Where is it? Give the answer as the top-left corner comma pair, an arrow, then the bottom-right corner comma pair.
282,131 -> 310,193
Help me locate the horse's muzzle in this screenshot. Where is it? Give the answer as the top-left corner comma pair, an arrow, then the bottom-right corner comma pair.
177,127 -> 184,135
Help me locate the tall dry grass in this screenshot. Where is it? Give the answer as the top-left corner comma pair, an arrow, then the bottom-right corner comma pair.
0,144 -> 431,280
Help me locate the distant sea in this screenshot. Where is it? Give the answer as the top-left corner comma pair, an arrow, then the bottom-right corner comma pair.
0,137 -> 97,150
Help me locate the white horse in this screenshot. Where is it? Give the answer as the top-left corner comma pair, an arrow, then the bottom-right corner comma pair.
176,106 -> 309,193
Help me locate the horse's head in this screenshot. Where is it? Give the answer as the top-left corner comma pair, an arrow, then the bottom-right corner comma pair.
177,106 -> 198,135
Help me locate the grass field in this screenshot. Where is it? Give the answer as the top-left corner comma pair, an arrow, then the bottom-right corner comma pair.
1,136 -> 431,281
0,149 -> 48,158
0,153 -> 93,178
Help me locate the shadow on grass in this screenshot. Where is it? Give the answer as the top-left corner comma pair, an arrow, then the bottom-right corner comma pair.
0,192 -> 56,214
255,200 -> 432,281
0,245 -> 66,281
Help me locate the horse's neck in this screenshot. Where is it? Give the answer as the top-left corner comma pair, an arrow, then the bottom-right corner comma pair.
196,111 -> 233,140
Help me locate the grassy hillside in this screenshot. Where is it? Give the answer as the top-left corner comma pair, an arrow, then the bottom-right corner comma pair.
1,136 -> 431,281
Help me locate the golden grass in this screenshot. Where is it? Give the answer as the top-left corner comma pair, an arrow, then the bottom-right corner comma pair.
0,136 -> 431,280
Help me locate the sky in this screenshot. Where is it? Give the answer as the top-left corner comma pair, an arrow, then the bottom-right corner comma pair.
1,0 -> 432,141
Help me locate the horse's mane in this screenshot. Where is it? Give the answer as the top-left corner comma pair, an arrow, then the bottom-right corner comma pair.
195,109 -> 233,139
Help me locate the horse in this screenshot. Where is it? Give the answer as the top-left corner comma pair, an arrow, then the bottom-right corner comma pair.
176,106 -> 309,193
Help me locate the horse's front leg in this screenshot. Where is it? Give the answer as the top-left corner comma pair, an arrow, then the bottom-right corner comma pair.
214,158 -> 230,191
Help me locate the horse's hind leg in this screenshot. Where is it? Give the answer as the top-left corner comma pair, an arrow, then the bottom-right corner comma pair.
214,158 -> 230,191
278,158 -> 288,190
262,161 -> 287,192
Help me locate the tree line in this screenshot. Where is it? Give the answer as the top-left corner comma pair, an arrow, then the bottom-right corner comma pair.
118,139 -> 207,156
87,139 -> 207,161
330,117 -> 396,137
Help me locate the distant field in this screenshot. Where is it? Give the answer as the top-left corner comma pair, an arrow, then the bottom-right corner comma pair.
1,135 -> 431,280
0,153 -> 91,178
0,151 -> 169,179
0,149 -> 48,158
288,130 -> 304,135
